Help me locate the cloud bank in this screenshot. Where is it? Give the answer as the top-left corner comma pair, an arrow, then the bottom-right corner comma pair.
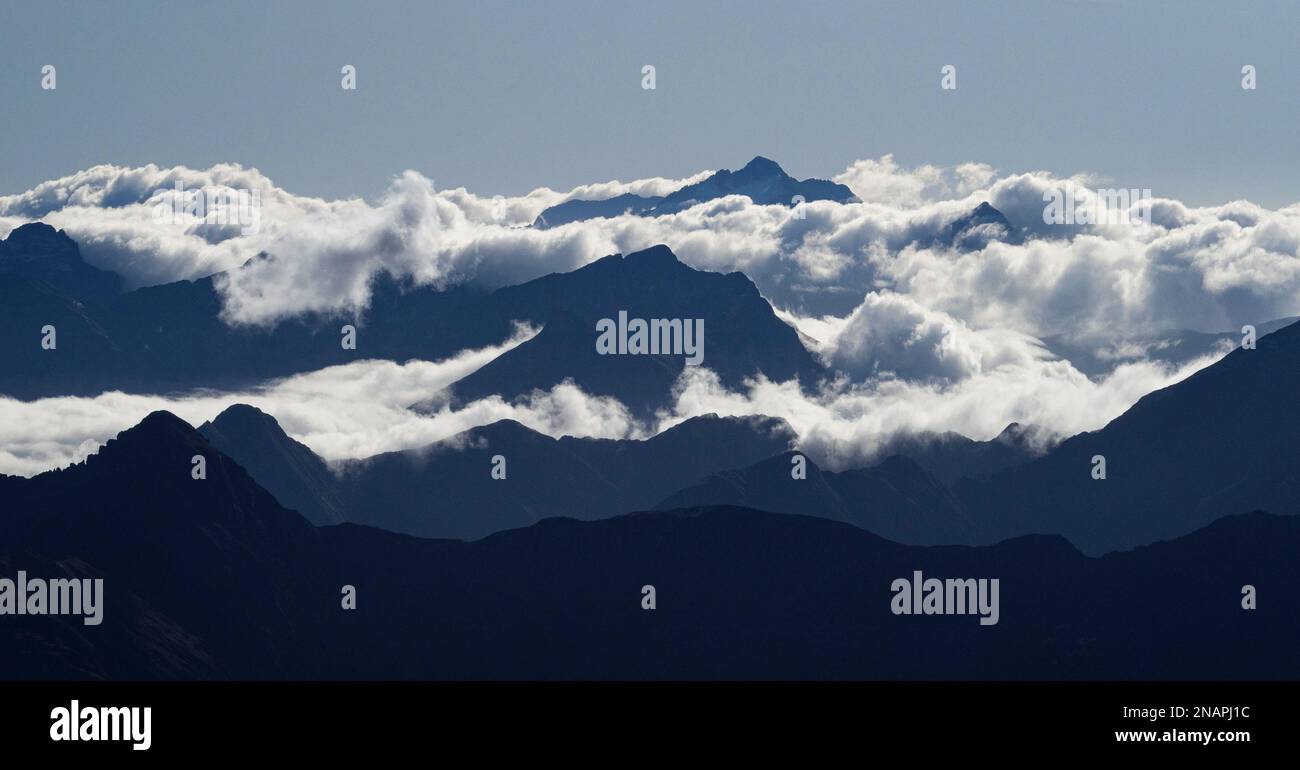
0,337 -> 1222,477
3,156 -> 1299,342
1,155 -> 1294,476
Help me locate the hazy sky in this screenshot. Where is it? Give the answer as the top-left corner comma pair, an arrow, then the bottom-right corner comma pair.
1,0 -> 1297,206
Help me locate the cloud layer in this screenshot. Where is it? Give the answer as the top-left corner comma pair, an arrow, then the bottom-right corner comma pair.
0,336 -> 1221,477
2,155 -> 1297,476
0,326 -> 642,477
4,156 -> 1299,339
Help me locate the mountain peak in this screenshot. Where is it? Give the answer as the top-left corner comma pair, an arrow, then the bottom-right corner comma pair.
134,409 -> 197,436
81,410 -> 208,473
938,201 -> 1021,249
535,157 -> 853,226
0,220 -> 123,305
995,421 -> 1024,439
620,243 -> 683,268
737,155 -> 786,177
117,410 -> 203,448
207,403 -> 277,431
2,221 -> 70,247
1,221 -> 81,260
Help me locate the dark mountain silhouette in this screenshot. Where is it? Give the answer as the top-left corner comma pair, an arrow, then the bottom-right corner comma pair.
871,422 -> 1049,485
0,237 -> 821,411
0,265 -> 485,398
533,193 -> 662,228
0,222 -> 123,307
0,411 -> 327,678
444,308 -> 686,416
200,403 -> 795,538
415,245 -> 826,416
0,272 -> 125,398
197,404 -> 349,525
532,156 -> 855,227
2,411 -> 1296,679
658,318 -> 1300,554
655,450 -> 975,545
651,156 -> 856,214
958,316 -> 1300,554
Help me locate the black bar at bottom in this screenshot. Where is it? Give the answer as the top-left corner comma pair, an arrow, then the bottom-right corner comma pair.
0,680 -> 1287,757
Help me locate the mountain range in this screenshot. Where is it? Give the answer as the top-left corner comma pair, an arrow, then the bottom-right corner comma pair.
665,317 -> 1300,555
2,200 -> 1249,404
0,228 -> 823,414
2,410 -> 1295,680
198,404 -> 795,539
5,210 -> 1298,558
532,156 -> 857,228
196,309 -> 1298,556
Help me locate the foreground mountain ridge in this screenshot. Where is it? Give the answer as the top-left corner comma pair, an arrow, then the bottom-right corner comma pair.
1,410 -> 1295,680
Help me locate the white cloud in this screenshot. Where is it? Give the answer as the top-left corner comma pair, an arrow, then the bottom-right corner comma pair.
0,316 -> 1226,479
832,154 -> 995,207
5,158 -> 1300,338
2,156 -> 1299,479
656,348 -> 1224,471
820,291 -> 1047,382
0,326 -> 549,475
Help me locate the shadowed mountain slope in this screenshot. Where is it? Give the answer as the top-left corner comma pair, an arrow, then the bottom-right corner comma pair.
2,411 -> 1296,680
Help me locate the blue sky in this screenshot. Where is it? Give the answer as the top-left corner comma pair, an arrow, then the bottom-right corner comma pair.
1,0 -> 1297,206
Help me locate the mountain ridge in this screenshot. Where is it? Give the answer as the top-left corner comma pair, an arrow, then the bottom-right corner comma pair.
3,409 -> 1296,679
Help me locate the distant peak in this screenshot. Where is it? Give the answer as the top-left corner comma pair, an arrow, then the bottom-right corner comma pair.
210,403 -> 279,430
738,156 -> 786,177
621,244 -> 683,267
2,221 -> 76,249
102,411 -> 203,455
137,410 -> 195,432
469,419 -> 549,442
7,221 -> 62,238
997,421 -> 1023,437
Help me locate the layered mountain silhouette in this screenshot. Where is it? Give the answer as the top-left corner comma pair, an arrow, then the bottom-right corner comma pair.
533,156 -> 856,228
420,245 -> 825,416
656,451 -> 975,545
199,403 -> 795,539
2,411 -> 1295,679
658,318 -> 1300,554
958,316 -> 1300,554
0,237 -> 822,413
870,422 -> 1049,485
195,404 -> 351,525
0,223 -> 123,307
0,411 -> 324,678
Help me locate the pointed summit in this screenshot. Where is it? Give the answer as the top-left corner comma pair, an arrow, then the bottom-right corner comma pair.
84,410 -> 209,472
655,156 -> 853,214
618,243 -> 686,269
938,201 -> 1023,249
534,157 -> 855,226
117,410 -> 202,446
736,155 -> 786,178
